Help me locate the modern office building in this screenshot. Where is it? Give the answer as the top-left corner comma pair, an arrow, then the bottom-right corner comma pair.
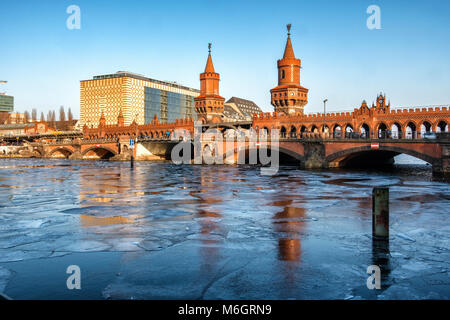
0,94 -> 14,113
0,94 -> 14,124
80,71 -> 200,127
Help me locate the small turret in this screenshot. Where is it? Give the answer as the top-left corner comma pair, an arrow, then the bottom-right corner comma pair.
99,111 -> 106,127
117,109 -> 124,126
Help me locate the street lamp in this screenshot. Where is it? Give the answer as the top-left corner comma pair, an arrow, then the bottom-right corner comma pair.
134,113 -> 139,141
323,99 -> 328,133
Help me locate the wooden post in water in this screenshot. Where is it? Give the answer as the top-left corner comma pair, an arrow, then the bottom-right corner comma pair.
130,138 -> 135,169
372,187 -> 389,240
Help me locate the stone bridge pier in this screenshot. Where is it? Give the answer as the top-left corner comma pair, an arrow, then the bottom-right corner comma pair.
436,142 -> 450,175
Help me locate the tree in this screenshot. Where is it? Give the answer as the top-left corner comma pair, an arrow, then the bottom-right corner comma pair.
53,111 -> 57,128
40,112 -> 45,122
51,111 -> 56,129
31,108 -> 37,122
47,111 -> 54,128
68,108 -> 73,122
24,111 -> 30,123
59,106 -> 66,122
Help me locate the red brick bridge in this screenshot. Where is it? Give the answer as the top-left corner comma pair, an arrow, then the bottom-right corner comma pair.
19,99 -> 449,175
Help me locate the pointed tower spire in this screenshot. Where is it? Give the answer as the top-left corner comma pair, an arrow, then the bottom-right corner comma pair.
204,43 -> 215,73
283,24 -> 296,59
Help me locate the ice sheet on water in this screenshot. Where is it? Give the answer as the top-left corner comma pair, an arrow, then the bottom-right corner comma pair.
226,231 -> 250,239
16,219 -> 51,229
0,266 -> 13,292
0,250 -> 53,263
57,240 -> 111,252
396,233 -> 416,242
137,238 -> 173,251
102,238 -> 144,252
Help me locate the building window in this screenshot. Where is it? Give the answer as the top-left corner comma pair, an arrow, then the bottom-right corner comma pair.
282,70 -> 285,79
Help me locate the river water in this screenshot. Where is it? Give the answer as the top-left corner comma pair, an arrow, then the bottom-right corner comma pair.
0,156 -> 448,300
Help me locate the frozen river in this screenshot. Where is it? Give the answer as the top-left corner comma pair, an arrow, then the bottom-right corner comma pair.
0,156 -> 449,299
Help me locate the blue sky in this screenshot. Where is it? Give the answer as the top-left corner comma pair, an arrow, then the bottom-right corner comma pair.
1,0 -> 449,117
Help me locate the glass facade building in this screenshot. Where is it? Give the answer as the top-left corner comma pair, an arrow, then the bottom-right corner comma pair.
144,87 -> 196,124
81,71 -> 199,127
0,95 -> 14,112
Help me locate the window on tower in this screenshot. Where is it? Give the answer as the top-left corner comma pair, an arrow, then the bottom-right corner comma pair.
282,70 -> 285,79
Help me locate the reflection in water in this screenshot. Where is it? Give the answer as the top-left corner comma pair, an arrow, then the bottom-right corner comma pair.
272,200 -> 307,295
271,200 -> 306,262
278,238 -> 301,262
372,239 -> 392,290
195,168 -> 224,277
80,215 -> 135,227
0,158 -> 448,299
273,206 -> 306,261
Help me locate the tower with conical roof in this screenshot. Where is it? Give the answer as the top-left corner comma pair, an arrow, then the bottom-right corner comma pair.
117,108 -> 124,126
194,43 -> 225,123
271,24 -> 309,115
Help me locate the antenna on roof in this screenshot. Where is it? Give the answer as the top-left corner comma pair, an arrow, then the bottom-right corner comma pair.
208,43 -> 212,54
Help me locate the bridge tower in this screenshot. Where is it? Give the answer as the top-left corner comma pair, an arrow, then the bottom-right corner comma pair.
271,24 -> 309,116
194,43 -> 225,124
373,93 -> 390,111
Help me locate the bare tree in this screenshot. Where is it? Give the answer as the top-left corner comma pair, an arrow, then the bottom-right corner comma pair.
31,108 -> 37,122
24,111 -> 30,123
54,111 -> 57,128
51,111 -> 56,129
68,108 -> 73,122
59,106 -> 66,122
47,111 -> 54,128
40,112 -> 45,122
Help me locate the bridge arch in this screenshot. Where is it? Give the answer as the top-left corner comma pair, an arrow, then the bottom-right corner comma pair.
280,126 -> 287,138
82,146 -> 117,160
359,123 -> 371,138
310,125 -> 319,133
332,123 -> 342,132
29,148 -> 44,158
420,120 -> 432,135
376,122 -> 388,138
404,121 -> 418,139
223,144 -> 304,165
435,120 -> 448,132
326,145 -> 438,167
289,125 -> 297,138
390,122 -> 402,139
344,124 -> 353,132
49,147 -> 73,159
